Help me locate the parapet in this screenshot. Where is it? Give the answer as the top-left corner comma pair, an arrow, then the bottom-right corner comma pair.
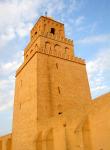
16,46 -> 85,76
92,92 -> 110,107
24,31 -> 73,55
42,32 -> 73,45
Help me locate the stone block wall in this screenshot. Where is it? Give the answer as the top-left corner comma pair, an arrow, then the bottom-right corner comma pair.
0,134 -> 12,150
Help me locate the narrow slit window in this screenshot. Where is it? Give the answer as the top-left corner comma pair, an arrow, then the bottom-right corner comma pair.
58,86 -> 61,94
63,123 -> 66,127
19,103 -> 21,110
56,63 -> 58,69
58,112 -> 62,115
20,80 -> 22,87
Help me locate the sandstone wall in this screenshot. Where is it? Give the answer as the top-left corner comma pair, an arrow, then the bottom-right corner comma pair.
0,134 -> 12,150
12,54 -> 38,150
89,93 -> 110,150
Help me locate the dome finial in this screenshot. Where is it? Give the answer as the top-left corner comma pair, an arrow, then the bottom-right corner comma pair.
45,11 -> 47,17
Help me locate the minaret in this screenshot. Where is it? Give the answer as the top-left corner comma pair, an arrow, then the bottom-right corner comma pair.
12,16 -> 91,150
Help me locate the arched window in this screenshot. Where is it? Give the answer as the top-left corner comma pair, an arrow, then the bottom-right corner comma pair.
82,118 -> 91,149
59,30 -> 63,35
36,132 -> 42,150
50,28 -> 55,35
46,129 -> 54,150
6,139 -> 12,150
26,54 -> 28,58
0,141 -> 2,150
54,44 -> 60,51
65,47 -> 69,52
30,49 -> 33,54
44,24 -> 46,32
35,44 -> 38,50
45,42 -> 51,50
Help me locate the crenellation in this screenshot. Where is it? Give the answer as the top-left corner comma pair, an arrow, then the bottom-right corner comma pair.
16,63 -> 24,76
38,47 -> 42,53
30,49 -> 33,54
25,28 -> 73,61
24,42 -> 32,54
74,57 -> 85,64
16,45 -> 85,77
24,42 -> 84,66
40,32 -> 73,46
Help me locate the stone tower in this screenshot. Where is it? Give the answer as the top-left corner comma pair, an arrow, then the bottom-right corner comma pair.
12,16 -> 92,150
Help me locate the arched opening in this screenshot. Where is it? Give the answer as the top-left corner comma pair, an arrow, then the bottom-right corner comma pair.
36,132 -> 42,150
54,44 -> 60,51
44,24 -> 46,32
65,47 -> 69,54
56,63 -> 58,69
26,54 -> 28,58
82,118 -> 92,150
59,30 -> 63,35
30,49 -> 33,54
6,139 -> 12,150
0,141 -> 2,150
45,42 -> 51,50
46,129 -> 54,150
50,28 -> 55,35
58,86 -> 61,94
35,44 -> 38,50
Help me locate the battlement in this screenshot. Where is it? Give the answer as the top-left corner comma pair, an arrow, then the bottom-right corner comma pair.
31,16 -> 64,36
42,31 -> 73,45
16,46 -> 85,76
24,31 -> 73,55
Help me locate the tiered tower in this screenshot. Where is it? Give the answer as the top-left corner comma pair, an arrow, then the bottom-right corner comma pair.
12,16 -> 91,150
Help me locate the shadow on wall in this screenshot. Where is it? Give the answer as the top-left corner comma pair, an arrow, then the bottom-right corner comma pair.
36,129 -> 54,150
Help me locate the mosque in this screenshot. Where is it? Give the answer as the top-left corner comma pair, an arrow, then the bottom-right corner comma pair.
0,16 -> 110,150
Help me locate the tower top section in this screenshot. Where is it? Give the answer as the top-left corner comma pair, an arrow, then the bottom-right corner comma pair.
31,16 -> 65,40
17,16 -> 85,76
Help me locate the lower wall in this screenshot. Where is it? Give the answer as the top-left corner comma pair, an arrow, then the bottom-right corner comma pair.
90,93 -> 110,150
2,94 -> 110,150
0,134 -> 12,150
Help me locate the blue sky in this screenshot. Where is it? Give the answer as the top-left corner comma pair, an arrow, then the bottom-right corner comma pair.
0,0 -> 110,136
